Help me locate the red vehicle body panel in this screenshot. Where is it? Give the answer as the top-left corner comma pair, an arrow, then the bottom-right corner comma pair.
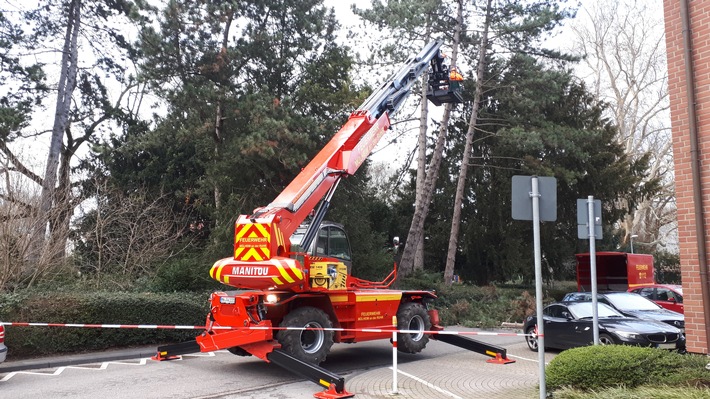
576,252 -> 654,292
628,284 -> 684,314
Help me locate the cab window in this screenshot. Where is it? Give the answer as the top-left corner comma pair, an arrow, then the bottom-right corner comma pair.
315,226 -> 352,261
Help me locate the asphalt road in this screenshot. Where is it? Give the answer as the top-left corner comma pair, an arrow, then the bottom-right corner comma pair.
0,328 -> 556,399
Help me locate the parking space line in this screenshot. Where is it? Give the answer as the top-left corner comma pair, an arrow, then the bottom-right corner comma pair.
389,367 -> 463,399
0,352 -> 227,382
507,354 -> 549,365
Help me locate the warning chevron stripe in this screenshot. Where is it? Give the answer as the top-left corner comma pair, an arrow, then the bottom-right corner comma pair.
241,248 -> 264,261
234,223 -> 271,261
273,261 -> 295,283
285,259 -> 303,280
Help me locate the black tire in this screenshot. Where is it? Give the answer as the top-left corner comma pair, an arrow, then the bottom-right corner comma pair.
276,306 -> 334,364
396,302 -> 431,354
525,327 -> 539,352
227,347 -> 251,356
599,333 -> 616,345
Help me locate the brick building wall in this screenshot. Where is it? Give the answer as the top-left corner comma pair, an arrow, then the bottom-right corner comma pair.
664,0 -> 710,354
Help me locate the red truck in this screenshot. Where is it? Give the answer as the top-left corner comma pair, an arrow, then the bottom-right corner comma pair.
576,252 -> 655,292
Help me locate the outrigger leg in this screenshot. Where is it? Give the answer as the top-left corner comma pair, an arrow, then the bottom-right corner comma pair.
432,333 -> 515,364
152,340 -> 201,361
268,349 -> 354,399
153,342 -> 353,398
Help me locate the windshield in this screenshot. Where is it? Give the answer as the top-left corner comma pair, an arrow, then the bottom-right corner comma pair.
606,293 -> 661,310
568,302 -> 622,318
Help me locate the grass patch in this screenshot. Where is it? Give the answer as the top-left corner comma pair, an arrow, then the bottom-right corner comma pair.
553,385 -> 710,399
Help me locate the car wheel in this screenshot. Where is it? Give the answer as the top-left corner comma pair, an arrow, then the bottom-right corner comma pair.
276,306 -> 334,365
525,327 -> 539,351
599,333 -> 616,345
396,302 -> 431,354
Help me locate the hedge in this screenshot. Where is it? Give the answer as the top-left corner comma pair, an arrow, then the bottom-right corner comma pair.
0,291 -> 209,358
546,345 -> 710,392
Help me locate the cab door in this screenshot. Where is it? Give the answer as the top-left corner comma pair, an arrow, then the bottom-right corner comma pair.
315,225 -> 353,271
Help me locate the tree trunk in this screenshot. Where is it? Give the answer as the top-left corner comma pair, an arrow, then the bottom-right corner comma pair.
399,0 -> 464,275
212,10 -> 235,215
33,0 -> 81,265
444,0 -> 491,285
414,30 -> 433,272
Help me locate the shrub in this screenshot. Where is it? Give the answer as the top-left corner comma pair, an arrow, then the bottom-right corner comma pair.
151,255 -> 221,292
546,345 -> 710,391
0,291 -> 208,358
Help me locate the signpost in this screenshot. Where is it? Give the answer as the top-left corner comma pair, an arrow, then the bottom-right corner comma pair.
577,197 -> 602,344
512,175 -> 556,399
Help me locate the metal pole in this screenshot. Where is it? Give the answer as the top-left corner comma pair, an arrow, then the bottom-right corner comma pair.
588,196 -> 599,345
392,316 -> 398,394
531,177 -> 546,399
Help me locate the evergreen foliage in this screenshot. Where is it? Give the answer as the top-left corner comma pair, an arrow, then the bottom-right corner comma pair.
395,53 -> 653,284
0,0 -> 667,293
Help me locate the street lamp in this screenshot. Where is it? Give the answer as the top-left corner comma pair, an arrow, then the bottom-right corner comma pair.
630,234 -> 639,253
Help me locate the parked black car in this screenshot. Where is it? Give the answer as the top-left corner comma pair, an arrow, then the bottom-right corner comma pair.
524,302 -> 685,352
561,291 -> 685,331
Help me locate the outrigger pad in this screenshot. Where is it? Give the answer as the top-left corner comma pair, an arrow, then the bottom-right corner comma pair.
486,352 -> 516,365
152,340 -> 201,361
313,384 -> 355,399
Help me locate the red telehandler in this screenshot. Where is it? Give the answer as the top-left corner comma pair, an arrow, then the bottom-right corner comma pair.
155,40 -> 512,398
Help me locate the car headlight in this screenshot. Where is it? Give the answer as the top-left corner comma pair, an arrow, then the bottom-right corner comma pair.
614,331 -> 641,340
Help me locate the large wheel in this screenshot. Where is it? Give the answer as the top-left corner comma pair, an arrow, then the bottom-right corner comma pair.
525,326 -> 539,352
598,333 -> 616,345
276,306 -> 334,364
396,302 -> 431,354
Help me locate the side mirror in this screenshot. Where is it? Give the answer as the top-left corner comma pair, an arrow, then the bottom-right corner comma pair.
668,297 -> 676,302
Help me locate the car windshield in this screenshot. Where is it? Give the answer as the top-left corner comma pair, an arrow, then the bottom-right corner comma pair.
606,293 -> 661,310
568,302 -> 622,318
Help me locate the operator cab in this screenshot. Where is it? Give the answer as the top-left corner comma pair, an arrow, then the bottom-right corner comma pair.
290,221 -> 353,272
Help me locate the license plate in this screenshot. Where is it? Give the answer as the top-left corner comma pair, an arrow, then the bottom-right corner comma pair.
657,343 -> 676,349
